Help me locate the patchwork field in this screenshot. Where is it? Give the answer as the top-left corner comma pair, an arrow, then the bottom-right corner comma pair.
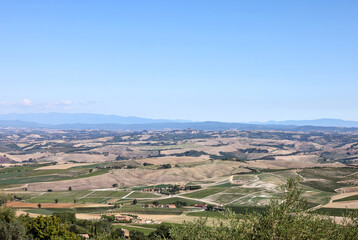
1,128 -> 358,231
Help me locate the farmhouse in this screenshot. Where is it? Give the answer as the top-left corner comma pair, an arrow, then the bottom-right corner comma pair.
114,215 -> 132,222
195,204 -> 207,209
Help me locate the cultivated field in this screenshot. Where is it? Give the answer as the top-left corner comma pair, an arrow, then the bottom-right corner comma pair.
1,128 -> 358,230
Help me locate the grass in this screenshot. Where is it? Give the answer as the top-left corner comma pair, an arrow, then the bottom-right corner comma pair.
25,209 -> 55,215
0,165 -> 109,186
224,187 -> 262,194
114,224 -> 155,236
115,204 -> 186,215
141,197 -> 206,206
298,168 -> 356,192
27,190 -> 131,203
258,174 -> 286,185
0,192 -> 41,200
27,190 -> 91,203
132,222 -> 182,229
211,193 -> 246,204
182,187 -> 228,199
127,192 -> 161,199
301,191 -> 333,205
85,191 -> 128,198
333,194 -> 358,202
233,175 -> 257,181
186,211 -> 226,218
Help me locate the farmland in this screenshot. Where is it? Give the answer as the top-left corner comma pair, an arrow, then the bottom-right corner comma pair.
0,128 -> 358,233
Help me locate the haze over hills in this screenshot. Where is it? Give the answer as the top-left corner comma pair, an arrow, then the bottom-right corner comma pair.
0,113 -> 191,125
0,113 -> 358,132
256,118 -> 358,128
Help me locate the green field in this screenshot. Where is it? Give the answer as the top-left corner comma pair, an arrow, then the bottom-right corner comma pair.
114,224 -> 155,236
27,190 -> 131,203
186,210 -> 226,218
128,192 -> 161,199
233,175 -> 257,181
0,164 -> 109,187
84,191 -> 128,198
224,187 -> 262,194
27,190 -> 91,203
299,168 -> 357,192
211,193 -> 246,204
114,205 -> 185,215
182,187 -> 228,199
141,197 -> 206,206
333,194 -> 358,202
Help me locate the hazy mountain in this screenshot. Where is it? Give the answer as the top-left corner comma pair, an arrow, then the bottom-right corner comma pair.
0,113 -> 190,125
259,118 -> 358,128
0,114 -> 357,132
0,120 -> 356,132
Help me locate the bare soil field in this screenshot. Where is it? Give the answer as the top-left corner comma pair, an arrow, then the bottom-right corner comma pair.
247,160 -> 345,169
6,152 -> 53,162
330,192 -> 358,202
36,163 -> 95,170
323,201 -> 358,209
6,201 -> 75,208
26,162 -> 249,191
136,156 -> 209,166
76,213 -> 102,220
42,153 -> 116,163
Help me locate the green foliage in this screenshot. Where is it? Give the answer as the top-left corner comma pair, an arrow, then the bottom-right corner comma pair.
0,207 -> 27,240
101,214 -> 115,222
27,215 -> 80,240
53,212 -> 76,224
130,230 -> 146,240
173,200 -> 187,208
92,220 -> 113,236
158,164 -> 172,169
148,224 -> 172,239
170,177 -> 358,240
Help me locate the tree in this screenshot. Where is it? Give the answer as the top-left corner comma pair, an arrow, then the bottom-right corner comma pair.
55,199 -> 58,204
68,186 -> 72,191
27,215 -> 80,240
148,224 -> 172,239
153,201 -> 160,207
53,212 -> 76,224
0,208 -> 27,240
130,230 -> 146,240
109,228 -> 125,239
37,203 -> 41,209
132,199 -> 138,205
112,183 -> 118,188
92,220 -> 113,236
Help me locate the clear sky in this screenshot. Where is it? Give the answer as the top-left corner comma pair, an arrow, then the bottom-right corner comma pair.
0,1 -> 357,122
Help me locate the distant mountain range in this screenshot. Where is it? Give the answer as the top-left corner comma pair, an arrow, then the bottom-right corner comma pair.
0,113 -> 357,132
255,118 -> 358,128
0,113 -> 190,125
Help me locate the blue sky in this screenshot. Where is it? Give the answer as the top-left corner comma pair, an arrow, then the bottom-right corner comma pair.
0,1 -> 357,122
